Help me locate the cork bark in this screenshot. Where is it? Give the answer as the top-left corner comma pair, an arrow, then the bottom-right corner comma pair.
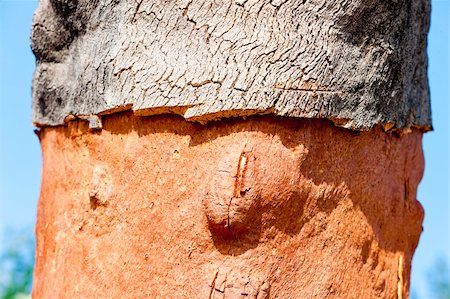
31,0 -> 431,130
30,0 -> 431,298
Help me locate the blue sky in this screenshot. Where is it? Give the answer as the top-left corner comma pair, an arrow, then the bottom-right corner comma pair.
0,0 -> 448,297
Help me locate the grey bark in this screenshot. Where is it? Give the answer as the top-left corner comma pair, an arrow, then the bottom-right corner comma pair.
31,0 -> 431,131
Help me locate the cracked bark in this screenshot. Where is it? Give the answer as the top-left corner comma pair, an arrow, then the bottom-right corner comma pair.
31,0 -> 431,131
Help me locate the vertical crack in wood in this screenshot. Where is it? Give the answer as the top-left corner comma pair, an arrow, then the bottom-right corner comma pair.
404,179 -> 410,209
227,151 -> 249,232
209,271 -> 219,299
233,152 -> 248,198
397,255 -> 404,299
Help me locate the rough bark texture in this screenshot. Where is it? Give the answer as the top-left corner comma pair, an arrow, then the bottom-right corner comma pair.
33,114 -> 424,298
31,0 -> 431,131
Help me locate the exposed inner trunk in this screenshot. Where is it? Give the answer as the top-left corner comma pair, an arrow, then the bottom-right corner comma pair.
33,113 -> 424,298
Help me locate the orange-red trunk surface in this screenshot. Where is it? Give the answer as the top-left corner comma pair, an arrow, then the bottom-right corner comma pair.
33,113 -> 424,298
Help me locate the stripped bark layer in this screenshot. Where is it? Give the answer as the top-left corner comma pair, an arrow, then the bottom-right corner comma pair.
33,114 -> 424,298
31,0 -> 431,130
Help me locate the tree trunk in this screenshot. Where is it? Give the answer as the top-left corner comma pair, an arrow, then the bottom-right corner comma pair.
30,0 -> 431,298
